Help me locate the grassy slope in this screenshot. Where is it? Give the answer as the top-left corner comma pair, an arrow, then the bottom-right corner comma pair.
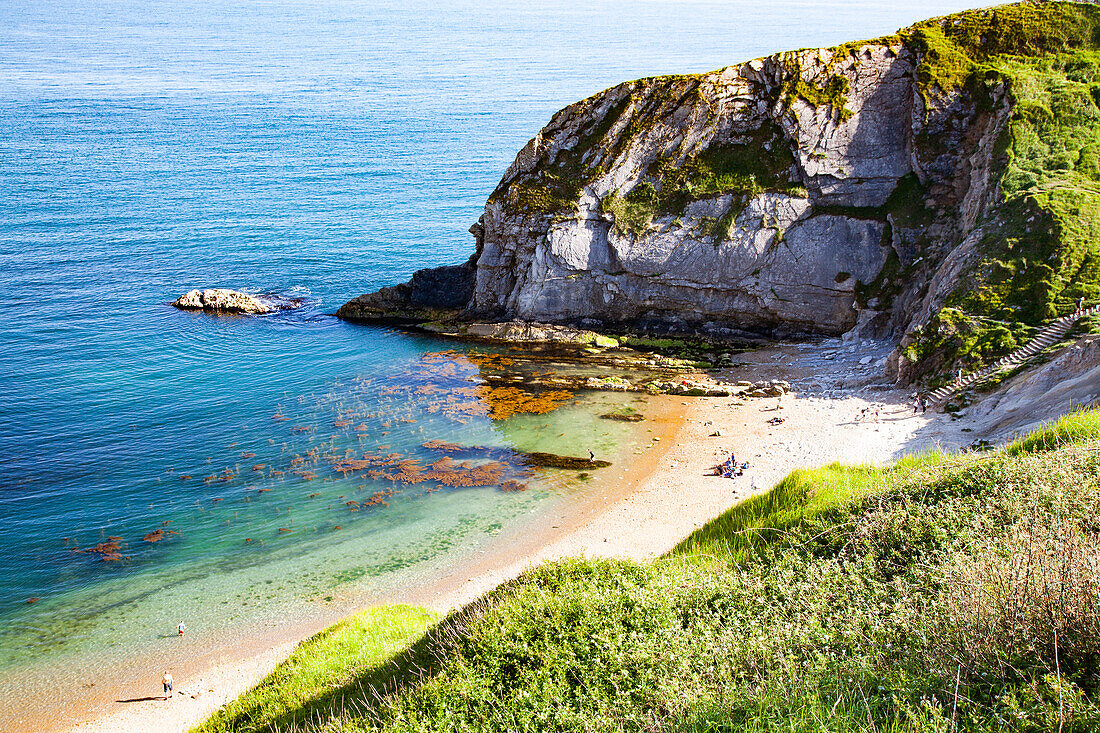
194,605 -> 437,733
196,409 -> 1100,733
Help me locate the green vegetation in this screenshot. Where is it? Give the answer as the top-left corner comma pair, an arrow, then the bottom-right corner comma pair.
900,2 -> 1100,382
194,605 -> 437,733
601,182 -> 659,235
780,53 -> 854,121
201,409 -> 1100,732
499,89 -> 637,215
600,122 -> 802,237
650,123 -> 801,215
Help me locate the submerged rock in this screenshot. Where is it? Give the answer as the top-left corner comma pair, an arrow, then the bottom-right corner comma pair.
521,452 -> 612,470
599,412 -> 645,422
421,319 -> 620,347
173,289 -> 269,314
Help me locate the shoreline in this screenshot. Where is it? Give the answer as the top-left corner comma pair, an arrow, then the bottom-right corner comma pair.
40,390 -> 685,733
62,340 -> 968,733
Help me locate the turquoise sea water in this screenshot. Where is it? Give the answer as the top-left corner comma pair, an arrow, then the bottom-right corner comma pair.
0,0 -> 979,724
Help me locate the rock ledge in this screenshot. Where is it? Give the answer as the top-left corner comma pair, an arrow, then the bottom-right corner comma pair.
172,289 -> 269,314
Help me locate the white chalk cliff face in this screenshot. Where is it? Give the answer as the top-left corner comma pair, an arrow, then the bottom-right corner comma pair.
340,26 -> 1010,361
468,42 -> 994,337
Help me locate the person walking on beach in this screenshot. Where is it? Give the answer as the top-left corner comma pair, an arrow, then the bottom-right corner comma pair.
177,621 -> 186,636
162,671 -> 173,699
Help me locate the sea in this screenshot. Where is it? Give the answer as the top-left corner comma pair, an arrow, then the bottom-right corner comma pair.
0,0 -> 978,727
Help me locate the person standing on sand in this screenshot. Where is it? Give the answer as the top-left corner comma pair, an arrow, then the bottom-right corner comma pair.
162,671 -> 173,699
177,621 -> 185,636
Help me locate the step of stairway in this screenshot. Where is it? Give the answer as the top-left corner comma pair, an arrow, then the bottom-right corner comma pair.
926,304 -> 1099,404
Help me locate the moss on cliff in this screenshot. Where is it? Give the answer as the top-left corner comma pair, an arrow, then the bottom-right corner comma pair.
500,90 -> 637,215
601,182 -> 659,235
900,2 -> 1100,383
598,120 -> 801,236
656,122 -> 800,212
780,53 -> 854,121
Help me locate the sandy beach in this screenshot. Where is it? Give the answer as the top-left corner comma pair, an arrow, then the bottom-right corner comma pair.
64,338 -> 974,733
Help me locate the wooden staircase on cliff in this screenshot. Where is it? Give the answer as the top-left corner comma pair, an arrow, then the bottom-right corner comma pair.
926,303 -> 1100,406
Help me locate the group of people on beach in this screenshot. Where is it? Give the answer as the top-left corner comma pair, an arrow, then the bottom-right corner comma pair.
854,405 -> 882,423
714,454 -> 750,479
854,394 -> 929,424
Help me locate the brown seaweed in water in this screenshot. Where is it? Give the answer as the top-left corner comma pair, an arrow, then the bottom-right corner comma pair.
76,539 -> 128,562
362,491 -> 390,507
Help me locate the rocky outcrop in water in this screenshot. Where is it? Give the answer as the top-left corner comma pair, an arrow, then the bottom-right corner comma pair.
173,289 -> 270,314
336,256 -> 476,322
341,3 -> 1100,386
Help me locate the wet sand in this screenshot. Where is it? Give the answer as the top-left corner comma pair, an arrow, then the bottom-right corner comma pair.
62,339 -> 970,733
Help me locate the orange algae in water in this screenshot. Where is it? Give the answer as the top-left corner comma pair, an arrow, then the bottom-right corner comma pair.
421,439 -> 463,451
476,386 -> 574,421
362,491 -> 389,507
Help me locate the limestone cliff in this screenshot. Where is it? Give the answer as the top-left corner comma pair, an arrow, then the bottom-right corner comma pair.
341,1 -> 1100,386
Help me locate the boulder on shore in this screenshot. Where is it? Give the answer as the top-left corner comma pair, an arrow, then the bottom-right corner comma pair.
172,289 -> 269,314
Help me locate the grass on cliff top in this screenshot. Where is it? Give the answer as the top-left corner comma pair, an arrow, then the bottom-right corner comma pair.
198,407 -> 1100,733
